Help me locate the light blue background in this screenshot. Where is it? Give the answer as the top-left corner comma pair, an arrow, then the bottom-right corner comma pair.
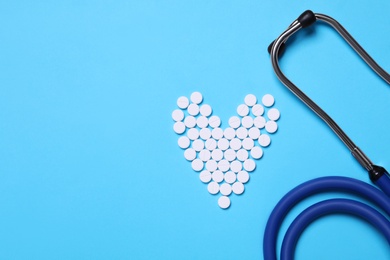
1,1 -> 389,259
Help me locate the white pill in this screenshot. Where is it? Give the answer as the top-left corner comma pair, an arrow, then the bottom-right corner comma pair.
268,108 -> 280,121
244,94 -> 257,107
230,160 -> 242,173
229,116 -> 241,129
232,182 -> 245,195
212,170 -> 224,183
237,171 -> 250,183
236,149 -> 249,161
199,149 -> 211,161
200,104 -> 212,117
173,122 -> 186,134
248,127 -> 260,139
172,109 -> 184,121
220,183 -> 232,196
265,120 -> 278,134
218,196 -> 231,209
199,170 -> 212,183
208,181 -> 219,195
206,160 -> 218,172
229,138 -> 242,151
205,138 -> 217,151
258,134 -> 271,147
224,149 -> 236,161
187,128 -> 199,140
218,159 -> 230,172
236,127 -> 248,140
242,116 -> 254,128
243,159 -> 256,172
224,128 -> 236,140
184,148 -> 196,161
224,171 -> 237,184
211,127 -> 224,140
211,149 -> 223,161
177,96 -> 189,109
254,116 -> 266,128
190,92 -> 203,104
184,116 -> 197,128
188,103 -> 200,116
251,146 -> 263,159
252,104 -> 264,116
217,138 -> 229,151
209,115 -> 221,128
237,104 -> 249,117
192,159 -> 204,171
199,128 -> 212,140
197,116 -> 209,128
178,136 -> 190,149
262,94 -> 275,107
242,138 -> 254,150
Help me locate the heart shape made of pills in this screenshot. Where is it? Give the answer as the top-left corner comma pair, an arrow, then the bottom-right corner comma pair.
172,92 -> 280,209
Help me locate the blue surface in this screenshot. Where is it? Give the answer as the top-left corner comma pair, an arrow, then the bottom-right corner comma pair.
1,1 -> 389,259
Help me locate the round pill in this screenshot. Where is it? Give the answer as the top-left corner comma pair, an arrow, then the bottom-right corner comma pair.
172,109 -> 184,121
242,116 -> 254,128
178,136 -> 190,149
211,149 -> 223,161
199,149 -> 211,162
230,160 -> 242,173
232,182 -> 245,195
228,116 -> 241,129
199,170 -> 212,183
218,159 -> 230,172
192,159 -> 204,171
173,122 -> 186,134
206,160 -> 218,172
237,171 -> 250,183
197,116 -> 209,128
224,171 -> 237,184
224,128 -> 236,140
187,128 -> 199,140
243,159 -> 256,172
229,138 -> 242,151
188,104 -> 200,116
208,181 -> 219,195
209,116 -> 221,128
224,149 -> 236,161
236,149 -> 249,161
236,127 -> 248,139
205,138 -> 217,151
258,134 -> 271,147
237,104 -> 249,117
217,138 -> 229,151
190,92 -> 203,104
268,108 -> 280,121
212,170 -> 224,183
200,104 -> 212,117
218,196 -> 230,209
242,138 -> 254,150
252,104 -> 264,116
265,120 -> 278,134
250,146 -> 263,159
220,183 -> 232,196
244,94 -> 257,107
211,128 -> 224,140
184,116 -> 197,128
177,96 -> 189,109
248,127 -> 260,139
262,94 -> 275,107
199,128 -> 212,140
254,116 -> 266,128
184,148 -> 196,161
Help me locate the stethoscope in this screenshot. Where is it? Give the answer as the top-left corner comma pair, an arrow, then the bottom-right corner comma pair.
264,10 -> 390,260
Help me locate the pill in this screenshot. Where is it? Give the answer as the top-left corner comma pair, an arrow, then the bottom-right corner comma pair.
217,138 -> 230,151
187,128 -> 199,140
237,104 -> 249,117
232,182 -> 245,195
199,128 -> 212,140
224,128 -> 236,140
242,138 -> 254,150
206,160 -> 218,172
250,146 -> 263,159
212,170 -> 224,183
236,127 -> 248,140
252,104 -> 264,116
178,136 -> 190,149
265,121 -> 278,134
248,127 -> 260,139
254,116 -> 266,128
172,109 -> 184,121
236,149 -> 249,161
244,94 -> 257,107
199,149 -> 211,161
173,122 -> 186,134
211,127 -> 224,140
184,116 -> 197,128
224,171 -> 237,184
218,159 -> 230,172
230,160 -> 242,173
205,138 -> 217,151
237,171 -> 250,183
177,96 -> 189,109
262,94 -> 275,107
243,159 -> 256,172
211,149 -> 223,161
208,181 -> 219,195
224,149 -> 236,161
197,116 -> 209,128
184,148 -> 196,161
192,159 -> 204,171
229,116 -> 241,129
258,134 -> 271,147
200,104 -> 212,117
220,183 -> 232,196
218,196 -> 231,209
229,138 -> 242,151
188,104 -> 200,116
242,116 -> 254,128
209,115 -> 221,128
190,92 -> 203,104
199,170 -> 212,183
267,108 -> 280,121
